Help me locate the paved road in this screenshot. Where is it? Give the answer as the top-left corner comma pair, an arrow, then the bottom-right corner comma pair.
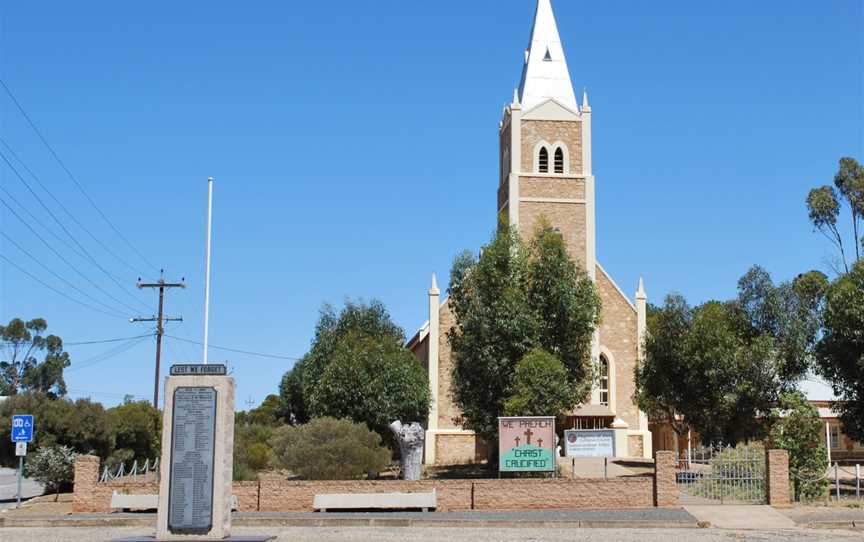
0,467 -> 44,509
0,526 -> 860,541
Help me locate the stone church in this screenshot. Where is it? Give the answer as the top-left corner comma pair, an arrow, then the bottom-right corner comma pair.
408,0 -> 652,465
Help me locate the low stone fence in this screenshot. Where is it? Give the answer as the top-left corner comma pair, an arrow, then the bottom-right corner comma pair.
73,451 -> 681,513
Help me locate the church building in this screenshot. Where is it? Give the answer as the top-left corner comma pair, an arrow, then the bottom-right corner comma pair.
408,0 -> 653,465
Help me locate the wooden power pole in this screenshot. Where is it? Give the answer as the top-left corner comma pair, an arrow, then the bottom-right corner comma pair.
133,270 -> 185,408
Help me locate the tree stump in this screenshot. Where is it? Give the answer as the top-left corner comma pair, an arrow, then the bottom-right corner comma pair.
389,420 -> 425,481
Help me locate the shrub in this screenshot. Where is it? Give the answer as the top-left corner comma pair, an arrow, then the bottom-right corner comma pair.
769,392 -> 829,501
504,348 -> 577,417
26,445 -> 77,501
269,417 -> 390,480
233,423 -> 274,481
106,400 -> 161,466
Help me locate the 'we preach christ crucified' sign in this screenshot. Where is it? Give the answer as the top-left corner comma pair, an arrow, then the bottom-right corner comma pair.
498,416 -> 556,472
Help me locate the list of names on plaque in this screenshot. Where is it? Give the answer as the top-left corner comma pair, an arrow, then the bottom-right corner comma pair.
168,387 -> 217,534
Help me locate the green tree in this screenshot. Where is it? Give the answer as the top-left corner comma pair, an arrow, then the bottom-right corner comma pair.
106,399 -> 161,468
769,392 -> 829,501
0,393 -> 111,466
269,417 -> 390,480
816,259 -> 864,441
307,332 -> 430,436
245,394 -> 284,427
0,318 -> 70,397
806,157 -> 864,272
448,219 -> 600,443
504,349 -> 577,417
25,445 -> 77,501
636,266 -> 820,447
280,300 -> 430,438
278,358 -> 309,425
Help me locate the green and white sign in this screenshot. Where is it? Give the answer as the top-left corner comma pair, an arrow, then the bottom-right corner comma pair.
498,416 -> 556,472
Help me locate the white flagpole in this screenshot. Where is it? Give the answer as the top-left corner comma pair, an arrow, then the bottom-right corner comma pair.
202,177 -> 214,364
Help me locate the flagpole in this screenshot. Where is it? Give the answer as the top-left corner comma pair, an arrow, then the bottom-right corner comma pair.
203,176 -> 213,364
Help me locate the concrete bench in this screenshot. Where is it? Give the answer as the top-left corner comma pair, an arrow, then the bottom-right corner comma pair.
110,492 -> 238,511
313,489 -> 436,512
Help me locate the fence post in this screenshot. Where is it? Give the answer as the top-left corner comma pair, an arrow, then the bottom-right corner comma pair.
835,462 -> 840,500
856,464 -> 860,499
654,450 -> 677,507
765,449 -> 790,506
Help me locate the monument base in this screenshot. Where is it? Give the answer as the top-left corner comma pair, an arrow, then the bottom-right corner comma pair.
113,536 -> 275,542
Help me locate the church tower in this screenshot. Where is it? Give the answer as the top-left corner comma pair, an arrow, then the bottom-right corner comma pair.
498,0 -> 594,279
410,0 -> 653,465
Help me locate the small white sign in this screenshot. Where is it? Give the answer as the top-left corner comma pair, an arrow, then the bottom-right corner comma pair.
565,429 -> 615,457
15,441 -> 27,456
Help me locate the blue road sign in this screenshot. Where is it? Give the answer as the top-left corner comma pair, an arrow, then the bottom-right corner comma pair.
11,415 -> 33,443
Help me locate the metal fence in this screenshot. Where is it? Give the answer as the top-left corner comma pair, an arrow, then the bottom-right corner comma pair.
100,457 -> 160,483
676,446 -> 765,504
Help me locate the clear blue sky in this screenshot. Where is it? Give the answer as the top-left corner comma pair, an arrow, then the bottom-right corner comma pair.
0,1 -> 861,409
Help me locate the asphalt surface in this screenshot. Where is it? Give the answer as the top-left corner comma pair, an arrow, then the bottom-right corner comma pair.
0,467 -> 43,510
0,525 -> 860,541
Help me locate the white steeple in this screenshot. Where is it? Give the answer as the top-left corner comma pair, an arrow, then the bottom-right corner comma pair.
518,0 -> 578,112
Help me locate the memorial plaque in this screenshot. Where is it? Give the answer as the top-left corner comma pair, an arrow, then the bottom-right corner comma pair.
167,387 -> 218,535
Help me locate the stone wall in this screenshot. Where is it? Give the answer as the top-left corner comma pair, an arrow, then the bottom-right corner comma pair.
596,265 -> 640,429
473,478 -> 653,510
520,119 -> 583,174
73,452 -> 686,512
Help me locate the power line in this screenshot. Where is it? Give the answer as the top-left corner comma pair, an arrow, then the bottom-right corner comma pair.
0,137 -> 144,276
66,335 -> 152,373
0,252 -> 127,319
1,231 -> 128,318
0,195 -> 146,314
0,77 -> 158,273
164,334 -> 301,361
65,334 -> 154,346
0,149 -> 152,313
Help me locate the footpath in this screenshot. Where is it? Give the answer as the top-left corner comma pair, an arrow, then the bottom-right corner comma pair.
2,495 -> 862,532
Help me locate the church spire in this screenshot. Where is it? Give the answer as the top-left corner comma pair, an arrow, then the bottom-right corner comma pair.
518,0 -> 578,112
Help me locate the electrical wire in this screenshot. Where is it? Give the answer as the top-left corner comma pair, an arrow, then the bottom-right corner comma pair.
0,195 -> 144,314
1,231 -> 128,318
0,137 -> 146,276
0,252 -> 129,319
66,335 -> 152,373
0,77 -> 159,274
164,334 -> 301,361
0,149 -> 153,312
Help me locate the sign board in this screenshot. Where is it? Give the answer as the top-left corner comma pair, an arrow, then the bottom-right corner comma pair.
15,442 -> 27,457
498,416 -> 556,472
11,415 -> 34,442
564,429 -> 615,458
167,387 -> 218,535
170,364 -> 227,376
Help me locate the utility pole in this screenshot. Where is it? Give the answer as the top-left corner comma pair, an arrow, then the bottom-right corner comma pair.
133,270 -> 185,408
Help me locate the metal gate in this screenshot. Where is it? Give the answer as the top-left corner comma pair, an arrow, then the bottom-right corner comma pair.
676,446 -> 765,504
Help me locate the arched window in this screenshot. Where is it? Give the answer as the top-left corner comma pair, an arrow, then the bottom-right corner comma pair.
538,147 -> 549,173
598,355 -> 610,406
554,147 -> 564,173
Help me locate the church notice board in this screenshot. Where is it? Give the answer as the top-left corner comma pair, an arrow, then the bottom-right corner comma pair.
564,429 -> 615,458
498,416 -> 555,472
167,386 -> 217,535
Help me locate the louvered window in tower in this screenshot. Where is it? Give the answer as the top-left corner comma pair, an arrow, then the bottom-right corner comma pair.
538,147 -> 549,173
554,147 -> 564,173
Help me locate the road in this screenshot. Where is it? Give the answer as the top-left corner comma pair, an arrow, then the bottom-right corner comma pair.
0,467 -> 44,510
0,526 -> 860,541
